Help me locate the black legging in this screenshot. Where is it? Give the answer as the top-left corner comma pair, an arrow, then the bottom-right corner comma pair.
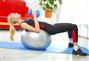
43,23 -> 78,43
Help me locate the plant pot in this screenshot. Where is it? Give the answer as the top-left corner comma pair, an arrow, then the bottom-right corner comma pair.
45,9 -> 52,18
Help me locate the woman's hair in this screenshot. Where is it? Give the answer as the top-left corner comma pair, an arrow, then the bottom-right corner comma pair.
7,13 -> 21,40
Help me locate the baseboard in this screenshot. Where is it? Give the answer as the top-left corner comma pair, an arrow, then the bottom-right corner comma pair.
79,35 -> 89,39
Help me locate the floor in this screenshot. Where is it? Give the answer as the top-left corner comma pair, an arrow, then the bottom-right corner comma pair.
0,48 -> 89,61
0,31 -> 89,61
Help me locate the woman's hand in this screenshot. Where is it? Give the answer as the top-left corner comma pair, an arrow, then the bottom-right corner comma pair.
32,11 -> 36,16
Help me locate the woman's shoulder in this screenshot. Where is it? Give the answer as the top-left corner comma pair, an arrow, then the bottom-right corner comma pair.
19,18 -> 32,26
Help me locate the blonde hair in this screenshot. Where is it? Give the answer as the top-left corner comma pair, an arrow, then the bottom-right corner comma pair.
7,13 -> 21,41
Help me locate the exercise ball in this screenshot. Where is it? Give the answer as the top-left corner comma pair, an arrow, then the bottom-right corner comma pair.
21,30 -> 51,50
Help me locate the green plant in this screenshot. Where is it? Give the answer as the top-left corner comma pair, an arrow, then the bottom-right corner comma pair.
39,0 -> 62,12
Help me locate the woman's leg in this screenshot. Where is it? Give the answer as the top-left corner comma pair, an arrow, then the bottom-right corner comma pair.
67,24 -> 78,47
53,23 -> 87,56
53,23 -> 78,46
53,23 -> 78,43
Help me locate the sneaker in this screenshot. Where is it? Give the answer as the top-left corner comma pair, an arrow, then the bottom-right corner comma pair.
72,48 -> 87,56
68,43 -> 74,48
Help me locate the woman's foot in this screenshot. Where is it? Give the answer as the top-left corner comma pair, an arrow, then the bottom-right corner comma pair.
68,43 -> 74,48
72,48 -> 88,56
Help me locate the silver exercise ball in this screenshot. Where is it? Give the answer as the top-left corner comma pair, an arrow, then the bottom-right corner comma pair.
21,30 -> 51,50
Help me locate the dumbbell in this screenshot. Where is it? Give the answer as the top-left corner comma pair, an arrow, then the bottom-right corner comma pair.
28,9 -> 40,17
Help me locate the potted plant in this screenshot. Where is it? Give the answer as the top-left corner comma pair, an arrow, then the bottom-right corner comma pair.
39,0 -> 62,18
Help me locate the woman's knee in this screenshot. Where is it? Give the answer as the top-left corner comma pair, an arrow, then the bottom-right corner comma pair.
72,24 -> 78,30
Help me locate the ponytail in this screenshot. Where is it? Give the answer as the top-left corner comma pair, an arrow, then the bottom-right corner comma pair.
9,24 -> 16,41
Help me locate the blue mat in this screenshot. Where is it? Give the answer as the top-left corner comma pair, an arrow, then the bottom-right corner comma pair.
0,41 -> 89,54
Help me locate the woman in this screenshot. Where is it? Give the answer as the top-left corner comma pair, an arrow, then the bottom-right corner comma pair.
7,12 -> 88,56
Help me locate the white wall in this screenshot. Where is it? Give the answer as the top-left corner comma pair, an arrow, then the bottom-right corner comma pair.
59,0 -> 89,24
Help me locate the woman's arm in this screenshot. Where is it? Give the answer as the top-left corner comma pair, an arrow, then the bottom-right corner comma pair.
20,11 -> 40,32
32,11 -> 40,32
